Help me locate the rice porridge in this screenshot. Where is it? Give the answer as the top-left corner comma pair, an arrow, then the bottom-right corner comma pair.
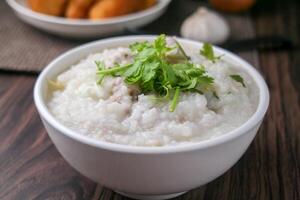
48,37 -> 258,147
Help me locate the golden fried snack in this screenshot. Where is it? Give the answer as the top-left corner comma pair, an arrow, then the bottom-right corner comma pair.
27,0 -> 68,16
140,0 -> 156,10
65,0 -> 96,19
88,0 -> 146,19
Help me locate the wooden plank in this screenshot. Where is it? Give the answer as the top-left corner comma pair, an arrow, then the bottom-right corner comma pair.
0,75 -> 97,200
253,0 -> 300,199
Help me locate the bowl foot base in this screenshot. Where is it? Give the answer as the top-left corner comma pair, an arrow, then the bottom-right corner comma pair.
115,191 -> 187,200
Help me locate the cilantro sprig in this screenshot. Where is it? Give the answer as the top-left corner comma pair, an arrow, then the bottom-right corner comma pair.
200,43 -> 222,63
96,34 -> 215,112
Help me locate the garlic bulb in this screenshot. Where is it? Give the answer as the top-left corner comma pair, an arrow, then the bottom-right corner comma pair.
180,7 -> 230,44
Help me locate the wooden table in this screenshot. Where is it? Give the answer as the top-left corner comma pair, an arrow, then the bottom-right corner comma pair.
1,0 -> 299,199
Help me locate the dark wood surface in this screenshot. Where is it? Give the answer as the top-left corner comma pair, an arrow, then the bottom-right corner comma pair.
1,0 -> 299,199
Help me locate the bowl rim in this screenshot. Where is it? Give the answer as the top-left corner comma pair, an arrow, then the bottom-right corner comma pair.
34,35 -> 270,154
6,0 -> 172,26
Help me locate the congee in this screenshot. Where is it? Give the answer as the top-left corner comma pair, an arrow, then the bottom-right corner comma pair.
48,35 -> 258,146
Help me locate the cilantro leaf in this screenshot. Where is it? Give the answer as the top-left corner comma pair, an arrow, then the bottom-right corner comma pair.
129,41 -> 150,53
142,61 -> 159,82
230,74 -> 246,87
154,34 -> 167,51
200,43 -> 221,63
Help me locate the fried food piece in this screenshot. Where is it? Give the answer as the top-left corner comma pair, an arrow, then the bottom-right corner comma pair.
65,0 -> 95,19
89,0 -> 147,19
27,0 -> 68,16
140,0 -> 156,9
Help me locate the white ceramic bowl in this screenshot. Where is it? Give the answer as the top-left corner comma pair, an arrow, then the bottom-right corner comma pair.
6,0 -> 171,38
34,36 -> 269,200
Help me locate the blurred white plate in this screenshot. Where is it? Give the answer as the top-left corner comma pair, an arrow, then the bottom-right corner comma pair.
6,0 -> 171,38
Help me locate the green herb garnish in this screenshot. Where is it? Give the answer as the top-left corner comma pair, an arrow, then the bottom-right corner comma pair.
230,74 -> 246,87
97,34 -> 215,112
95,61 -> 106,84
200,43 -> 222,63
169,87 -> 180,112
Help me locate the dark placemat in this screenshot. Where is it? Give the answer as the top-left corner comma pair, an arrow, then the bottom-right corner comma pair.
0,1 -> 80,72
